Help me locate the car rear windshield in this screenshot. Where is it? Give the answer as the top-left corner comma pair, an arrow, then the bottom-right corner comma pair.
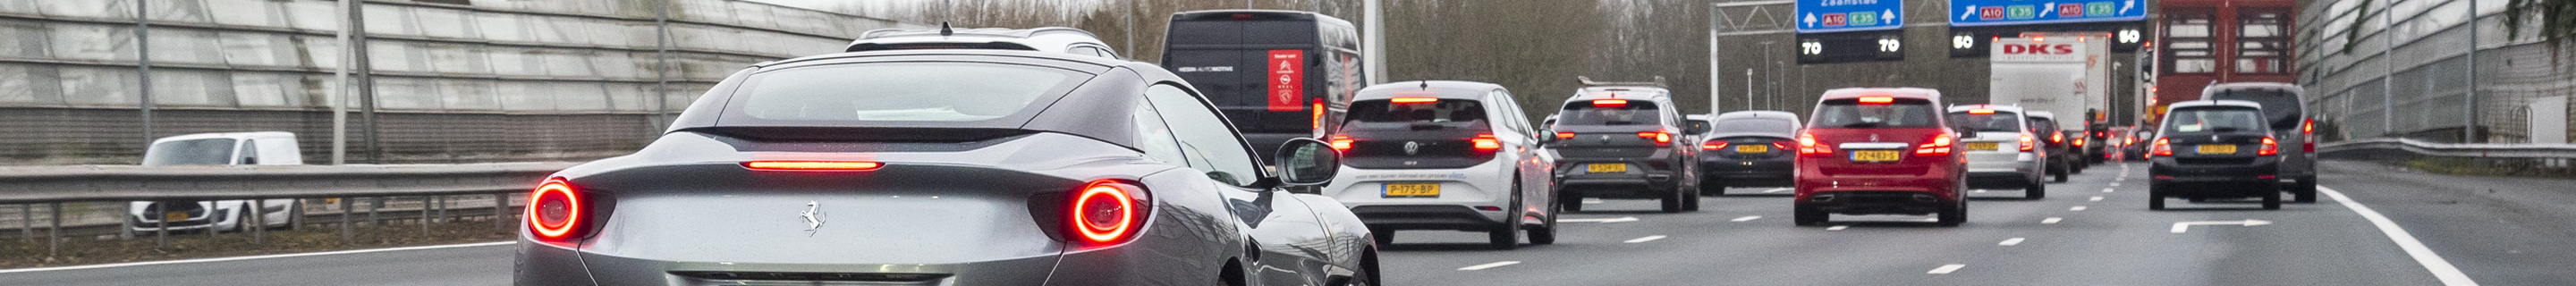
1344,98 -> 1488,129
732,63 -> 1082,122
1556,100 -> 1663,125
2207,88 -> 2303,130
1946,111 -> 2025,132
1809,98 -> 1939,129
2162,107 -> 2267,134
142,139 -> 234,166
1712,118 -> 1795,135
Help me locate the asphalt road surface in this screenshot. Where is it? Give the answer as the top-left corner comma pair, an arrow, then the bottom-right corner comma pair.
4,160 -> 2569,285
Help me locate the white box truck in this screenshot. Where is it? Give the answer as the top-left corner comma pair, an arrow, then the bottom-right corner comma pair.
1988,33 -> 2110,131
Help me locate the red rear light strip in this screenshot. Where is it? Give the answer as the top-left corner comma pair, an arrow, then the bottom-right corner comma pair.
1593,99 -> 1629,108
528,178 -> 583,240
1472,134 -> 1502,151
1701,140 -> 1730,150
1914,133 -> 1953,156
1637,131 -> 1672,144
745,161 -> 882,171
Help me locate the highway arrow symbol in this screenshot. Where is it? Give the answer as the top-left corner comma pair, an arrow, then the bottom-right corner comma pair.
1560,216 -> 1640,223
2120,0 -> 2135,14
1882,9 -> 1895,23
2170,219 -> 2272,233
1804,13 -> 1818,27
1961,5 -> 1979,20
2040,3 -> 2056,16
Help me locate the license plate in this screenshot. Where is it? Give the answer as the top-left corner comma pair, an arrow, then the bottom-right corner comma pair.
1963,142 -> 2000,151
1383,183 -> 1440,198
1735,145 -> 1768,153
163,212 -> 188,222
2197,144 -> 2237,155
1586,164 -> 1628,173
1851,150 -> 1902,162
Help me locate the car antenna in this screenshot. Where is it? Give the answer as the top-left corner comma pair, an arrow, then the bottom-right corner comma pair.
1419,80 -> 1428,89
939,21 -> 953,37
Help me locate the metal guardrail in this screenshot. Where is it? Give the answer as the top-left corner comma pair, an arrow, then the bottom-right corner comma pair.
2317,138 -> 2576,159
0,163 -> 576,204
0,162 -> 575,260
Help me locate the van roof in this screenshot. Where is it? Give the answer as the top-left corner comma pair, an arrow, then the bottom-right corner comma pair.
2166,99 -> 2265,110
2201,82 -> 2301,96
1170,10 -> 1356,27
1946,104 -> 2027,114
153,131 -> 294,144
1568,86 -> 1670,101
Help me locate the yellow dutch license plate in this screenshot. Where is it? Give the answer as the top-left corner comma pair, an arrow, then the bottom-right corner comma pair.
1963,142 -> 2000,151
1851,150 -> 1902,162
163,212 -> 188,222
1735,145 -> 1768,153
2197,144 -> 2238,155
1384,183 -> 1440,198
1587,164 -> 1628,173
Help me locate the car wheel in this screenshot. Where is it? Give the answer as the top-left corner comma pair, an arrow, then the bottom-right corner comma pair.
1681,181 -> 1702,212
2262,190 -> 2283,210
2052,168 -> 2069,182
2292,178 -> 2318,203
1792,204 -> 1826,226
1487,218 -> 1520,250
1529,198 -> 1559,245
2024,180 -> 2046,199
1936,200 -> 1965,227
1337,265 -> 1375,286
2148,188 -> 2166,210
1659,188 -> 1685,213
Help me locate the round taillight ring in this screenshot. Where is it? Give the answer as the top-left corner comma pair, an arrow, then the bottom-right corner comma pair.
1071,183 -> 1137,243
528,179 -> 582,240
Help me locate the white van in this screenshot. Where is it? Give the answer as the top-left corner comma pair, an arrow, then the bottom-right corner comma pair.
127,131 -> 302,232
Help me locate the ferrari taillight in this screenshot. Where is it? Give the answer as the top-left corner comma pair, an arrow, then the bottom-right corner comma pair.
1071,181 -> 1148,246
2258,137 -> 2280,156
1914,133 -> 1953,156
527,178 -> 588,241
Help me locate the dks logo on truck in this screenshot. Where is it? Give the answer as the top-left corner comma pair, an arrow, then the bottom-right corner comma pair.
1999,44 -> 2074,55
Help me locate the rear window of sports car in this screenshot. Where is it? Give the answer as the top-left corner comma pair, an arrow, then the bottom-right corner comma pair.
726,63 -> 1087,124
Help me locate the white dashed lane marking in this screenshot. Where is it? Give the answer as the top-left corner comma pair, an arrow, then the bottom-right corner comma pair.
2103,188 -> 2115,193
1624,235 -> 1667,243
2042,217 -> 2063,224
2089,196 -> 2104,202
2070,206 -> 2089,211
1999,238 -> 2025,246
1927,264 -> 1967,274
1731,215 -> 1762,222
1457,261 -> 1521,271
1826,225 -> 1850,231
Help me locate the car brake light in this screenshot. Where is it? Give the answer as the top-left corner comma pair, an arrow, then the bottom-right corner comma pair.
1858,97 -> 1894,104
2075,139 -> 2086,147
2051,132 -> 2064,143
2019,133 -> 2036,151
1797,133 -> 1832,156
2302,119 -> 2317,153
1310,101 -> 1323,131
1329,135 -> 1352,152
744,161 -> 882,171
1637,131 -> 1671,144
1592,99 -> 1629,108
1071,181 -> 1148,245
1555,131 -> 1576,139
1390,97 -> 1438,104
1472,134 -> 1502,152
1968,108 -> 1995,114
2150,138 -> 2173,156
1914,133 -> 1953,156
2258,137 -> 2279,156
528,178 -> 586,240
1701,140 -> 1730,150
1772,141 -> 1796,151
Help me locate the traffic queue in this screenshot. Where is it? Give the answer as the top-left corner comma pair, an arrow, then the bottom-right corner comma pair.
505,11 -> 2322,286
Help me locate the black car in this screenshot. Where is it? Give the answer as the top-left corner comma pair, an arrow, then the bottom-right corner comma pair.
1696,111 -> 1801,195
2028,112 -> 2075,182
1546,77 -> 1706,213
513,50 -> 1380,285
2147,100 -> 2285,210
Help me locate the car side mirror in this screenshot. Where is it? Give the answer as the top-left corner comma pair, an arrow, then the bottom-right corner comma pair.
1535,129 -> 1556,143
1684,120 -> 1712,135
1273,139 -> 1340,187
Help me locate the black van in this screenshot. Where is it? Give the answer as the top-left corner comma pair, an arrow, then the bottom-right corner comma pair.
1163,10 -> 1366,157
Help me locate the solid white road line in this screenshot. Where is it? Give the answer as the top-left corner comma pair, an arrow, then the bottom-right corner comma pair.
2042,217 -> 2063,224
2089,196 -> 2105,202
1927,264 -> 1967,274
1826,225 -> 1850,231
1762,188 -> 1791,193
2069,206 -> 2089,211
1559,216 -> 1640,223
1458,261 -> 1521,271
1731,215 -> 1762,222
1624,235 -> 1668,243
2319,186 -> 2479,286
0,240 -> 516,274
1999,238 -> 2025,246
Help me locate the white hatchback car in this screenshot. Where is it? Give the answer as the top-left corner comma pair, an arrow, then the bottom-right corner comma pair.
1945,105 -> 2047,198
1323,80 -> 1557,249
844,25 -> 1120,58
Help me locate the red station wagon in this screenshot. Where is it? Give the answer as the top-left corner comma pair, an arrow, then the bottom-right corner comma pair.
1792,88 -> 1970,226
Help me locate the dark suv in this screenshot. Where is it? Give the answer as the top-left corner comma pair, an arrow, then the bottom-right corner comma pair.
1697,111 -> 1801,195
1546,78 -> 1704,213
2147,100 -> 2284,210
